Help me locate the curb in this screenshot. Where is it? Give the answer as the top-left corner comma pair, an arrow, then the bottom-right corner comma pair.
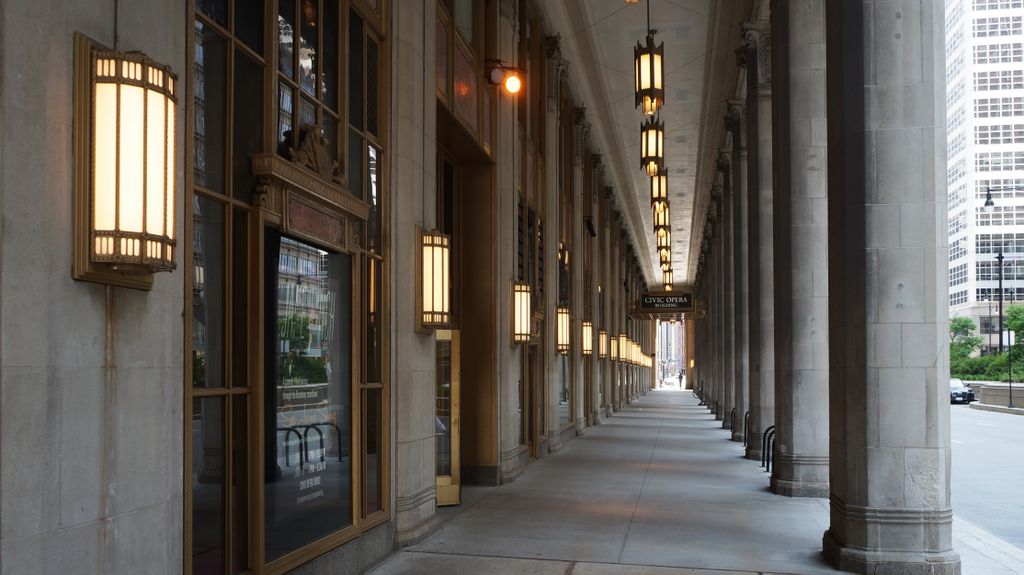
968,402 -> 1024,416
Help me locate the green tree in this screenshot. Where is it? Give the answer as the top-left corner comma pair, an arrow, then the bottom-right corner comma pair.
949,316 -> 983,361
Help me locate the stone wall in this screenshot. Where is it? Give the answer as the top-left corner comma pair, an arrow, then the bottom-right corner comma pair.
0,1 -> 185,573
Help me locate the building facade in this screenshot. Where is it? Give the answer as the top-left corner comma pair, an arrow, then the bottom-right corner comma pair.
947,0 -> 1024,349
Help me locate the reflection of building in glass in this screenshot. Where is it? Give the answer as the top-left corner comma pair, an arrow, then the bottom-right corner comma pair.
278,236 -> 335,359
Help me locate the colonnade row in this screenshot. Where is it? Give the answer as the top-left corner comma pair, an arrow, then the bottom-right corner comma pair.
691,2 -> 956,574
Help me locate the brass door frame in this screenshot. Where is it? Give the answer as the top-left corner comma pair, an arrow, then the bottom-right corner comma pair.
435,329 -> 461,505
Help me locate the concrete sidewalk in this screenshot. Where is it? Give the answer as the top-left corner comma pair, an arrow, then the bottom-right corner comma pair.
369,390 -> 1024,575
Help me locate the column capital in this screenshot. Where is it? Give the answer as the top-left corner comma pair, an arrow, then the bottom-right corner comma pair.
717,151 -> 731,173
544,35 -> 561,60
727,99 -> 745,124
499,0 -> 517,24
742,22 -> 771,89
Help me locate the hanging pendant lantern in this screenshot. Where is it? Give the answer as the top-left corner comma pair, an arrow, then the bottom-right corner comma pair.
651,168 -> 668,205
657,227 -> 671,249
640,116 -> 664,176
663,269 -> 674,290
634,32 -> 664,116
653,201 -> 670,233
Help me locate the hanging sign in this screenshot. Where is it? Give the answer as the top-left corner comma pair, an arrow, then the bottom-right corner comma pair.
637,291 -> 693,314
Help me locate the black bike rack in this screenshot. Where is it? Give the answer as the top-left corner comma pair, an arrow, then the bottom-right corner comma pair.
764,428 -> 778,472
760,425 -> 776,468
742,411 -> 750,447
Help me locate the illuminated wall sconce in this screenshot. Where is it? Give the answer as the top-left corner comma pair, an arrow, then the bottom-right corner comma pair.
634,31 -> 664,116
582,321 -> 593,356
690,358 -> 695,369
73,33 -> 178,290
618,333 -> 628,363
486,59 -> 524,94
650,168 -> 668,205
556,307 -> 571,354
512,281 -> 532,343
418,228 -> 451,330
610,336 -> 619,361
641,116 -> 664,176
598,329 -> 608,358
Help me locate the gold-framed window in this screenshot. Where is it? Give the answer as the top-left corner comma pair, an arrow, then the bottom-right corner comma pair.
186,1 -> 390,573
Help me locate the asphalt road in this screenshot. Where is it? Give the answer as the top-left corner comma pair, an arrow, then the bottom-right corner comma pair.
951,404 -> 1024,548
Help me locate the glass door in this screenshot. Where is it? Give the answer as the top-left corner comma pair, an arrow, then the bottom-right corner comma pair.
435,329 -> 461,505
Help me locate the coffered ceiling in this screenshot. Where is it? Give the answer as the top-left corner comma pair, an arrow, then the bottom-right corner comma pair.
540,0 -> 755,288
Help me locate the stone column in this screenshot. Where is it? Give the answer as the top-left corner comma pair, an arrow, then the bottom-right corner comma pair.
770,0 -> 830,498
392,0 -> 440,544
712,192 -> 725,420
719,155 -> 736,430
543,58 -> 563,452
822,1 -> 958,572
572,109 -> 586,433
728,102 -> 749,442
743,23 -> 775,460
498,0 -> 525,482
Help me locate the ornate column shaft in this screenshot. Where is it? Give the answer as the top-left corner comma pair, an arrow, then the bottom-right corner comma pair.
743,22 -> 776,460
770,0 -> 830,498
728,101 -> 749,442
718,153 -> 736,430
823,1 -> 958,572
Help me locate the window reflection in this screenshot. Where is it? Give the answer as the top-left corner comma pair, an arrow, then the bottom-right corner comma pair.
558,356 -> 570,426
299,0 -> 318,96
264,232 -> 352,561
193,195 -> 224,388
192,397 -> 225,573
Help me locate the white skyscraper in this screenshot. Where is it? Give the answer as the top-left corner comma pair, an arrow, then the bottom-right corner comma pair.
947,0 -> 1024,353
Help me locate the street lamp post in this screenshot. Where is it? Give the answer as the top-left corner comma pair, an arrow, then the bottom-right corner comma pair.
998,251 -> 1005,355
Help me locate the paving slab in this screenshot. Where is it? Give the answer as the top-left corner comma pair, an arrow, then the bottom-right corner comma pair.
369,390 -> 1024,575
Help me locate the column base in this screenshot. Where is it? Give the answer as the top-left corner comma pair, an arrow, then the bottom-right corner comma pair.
823,528 -> 960,575
771,475 -> 829,498
770,454 -> 829,497
730,430 -> 744,442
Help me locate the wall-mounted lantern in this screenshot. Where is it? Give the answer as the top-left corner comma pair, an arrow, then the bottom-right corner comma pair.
557,306 -> 571,354
419,228 -> 451,330
610,335 -> 619,361
486,59 -> 524,94
73,33 -> 178,290
619,334 -> 629,363
582,321 -> 593,356
641,116 -> 664,176
598,329 -> 608,358
512,281 -> 532,343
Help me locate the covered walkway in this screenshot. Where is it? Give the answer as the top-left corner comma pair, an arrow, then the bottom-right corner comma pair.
372,389 -> 834,575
